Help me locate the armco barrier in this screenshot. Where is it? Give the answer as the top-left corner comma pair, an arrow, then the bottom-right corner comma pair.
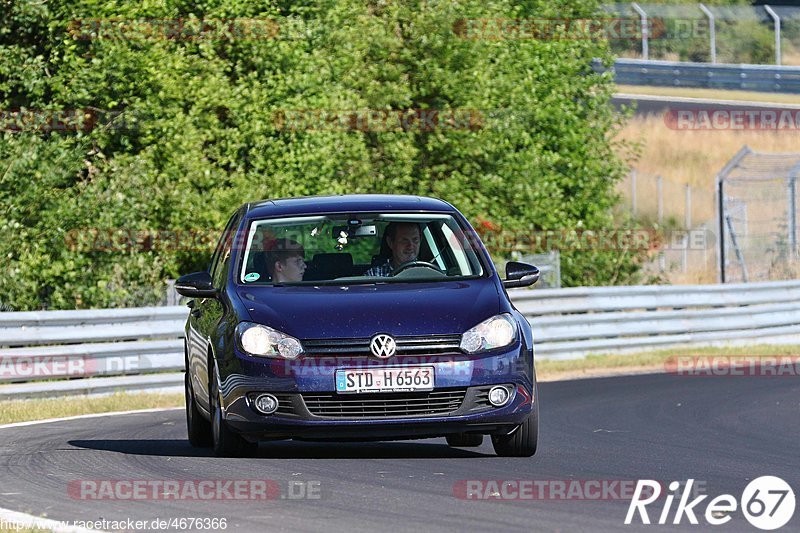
595,58 -> 800,93
2,280 -> 800,398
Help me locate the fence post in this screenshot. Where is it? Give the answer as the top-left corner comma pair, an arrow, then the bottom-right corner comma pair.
764,5 -> 782,66
166,279 -> 178,306
715,146 -> 752,283
683,184 -> 692,273
789,175 -> 797,260
699,4 -> 716,64
718,178 -> 725,283
657,175 -> 663,224
632,3 -> 649,60
726,215 -> 748,282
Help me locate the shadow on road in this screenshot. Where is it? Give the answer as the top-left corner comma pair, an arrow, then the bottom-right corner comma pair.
68,438 -> 493,459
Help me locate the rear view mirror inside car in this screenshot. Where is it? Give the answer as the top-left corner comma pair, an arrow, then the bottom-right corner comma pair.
332,225 -> 377,238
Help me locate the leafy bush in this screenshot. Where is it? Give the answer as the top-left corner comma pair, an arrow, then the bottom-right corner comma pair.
0,0 -> 644,309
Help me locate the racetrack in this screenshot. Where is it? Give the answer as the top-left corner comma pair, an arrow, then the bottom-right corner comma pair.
1,373 -> 798,532
612,93 -> 800,116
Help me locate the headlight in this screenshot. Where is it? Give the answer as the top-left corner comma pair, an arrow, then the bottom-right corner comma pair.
235,322 -> 303,359
460,314 -> 517,353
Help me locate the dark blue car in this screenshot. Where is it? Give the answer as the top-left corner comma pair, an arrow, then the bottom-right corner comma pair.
176,195 -> 540,457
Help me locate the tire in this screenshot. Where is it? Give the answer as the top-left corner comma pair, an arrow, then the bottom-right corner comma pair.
185,372 -> 212,447
491,401 -> 539,457
210,366 -> 257,457
446,433 -> 484,447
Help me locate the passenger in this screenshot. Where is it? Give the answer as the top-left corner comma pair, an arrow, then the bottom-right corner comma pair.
264,238 -> 306,283
365,222 -> 421,277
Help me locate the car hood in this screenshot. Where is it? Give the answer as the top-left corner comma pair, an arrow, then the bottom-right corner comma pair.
235,280 -> 500,339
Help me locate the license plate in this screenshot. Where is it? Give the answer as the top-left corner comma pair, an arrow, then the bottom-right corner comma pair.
335,366 -> 434,393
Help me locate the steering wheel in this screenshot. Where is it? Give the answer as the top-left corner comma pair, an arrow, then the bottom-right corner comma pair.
390,260 -> 444,276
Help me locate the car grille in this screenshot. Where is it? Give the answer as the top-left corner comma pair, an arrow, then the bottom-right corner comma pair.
472,386 -> 494,409
300,388 -> 467,418
302,334 -> 462,356
272,393 -> 297,416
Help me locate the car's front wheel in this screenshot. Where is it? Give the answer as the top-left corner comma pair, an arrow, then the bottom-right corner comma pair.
491,401 -> 539,457
185,372 -> 211,447
210,366 -> 257,457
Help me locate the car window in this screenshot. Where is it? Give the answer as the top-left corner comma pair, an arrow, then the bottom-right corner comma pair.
211,214 -> 239,289
238,213 -> 486,285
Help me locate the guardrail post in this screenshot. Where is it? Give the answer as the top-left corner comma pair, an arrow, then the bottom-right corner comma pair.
764,5 -> 781,66
631,3 -> 649,60
698,4 -> 716,64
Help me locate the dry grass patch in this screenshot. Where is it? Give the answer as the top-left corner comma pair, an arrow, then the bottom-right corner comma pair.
0,392 -> 182,425
617,115 -> 800,189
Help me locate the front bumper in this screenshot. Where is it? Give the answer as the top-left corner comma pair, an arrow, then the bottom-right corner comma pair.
217,343 -> 535,442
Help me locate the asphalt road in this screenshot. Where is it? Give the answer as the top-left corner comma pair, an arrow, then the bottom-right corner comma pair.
612,93 -> 800,116
1,373 -> 798,532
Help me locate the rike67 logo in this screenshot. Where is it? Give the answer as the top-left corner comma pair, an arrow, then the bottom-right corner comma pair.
626,477 -> 795,530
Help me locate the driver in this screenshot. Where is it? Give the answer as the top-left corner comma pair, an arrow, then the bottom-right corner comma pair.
365,222 -> 421,277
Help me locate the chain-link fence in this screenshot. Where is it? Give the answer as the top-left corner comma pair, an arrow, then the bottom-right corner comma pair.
617,170 -> 717,282
718,146 -> 800,283
604,3 -> 800,65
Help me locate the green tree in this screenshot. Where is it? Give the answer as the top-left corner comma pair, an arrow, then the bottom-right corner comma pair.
1,0 -> 643,309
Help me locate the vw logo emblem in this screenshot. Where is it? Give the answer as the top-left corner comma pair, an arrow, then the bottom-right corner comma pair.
370,334 -> 397,359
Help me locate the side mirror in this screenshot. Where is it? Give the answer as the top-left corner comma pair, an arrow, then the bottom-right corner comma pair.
175,271 -> 217,298
502,262 -> 540,289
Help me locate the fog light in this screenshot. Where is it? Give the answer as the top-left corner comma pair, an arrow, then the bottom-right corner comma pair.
488,386 -> 511,407
253,394 -> 278,415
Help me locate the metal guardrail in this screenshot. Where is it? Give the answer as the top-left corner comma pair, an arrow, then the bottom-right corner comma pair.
595,58 -> 800,93
512,280 -> 800,358
2,279 -> 800,398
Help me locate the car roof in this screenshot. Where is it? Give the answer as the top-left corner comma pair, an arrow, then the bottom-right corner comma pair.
243,194 -> 455,219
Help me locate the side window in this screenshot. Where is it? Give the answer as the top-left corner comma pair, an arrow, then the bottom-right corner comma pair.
211,214 -> 239,288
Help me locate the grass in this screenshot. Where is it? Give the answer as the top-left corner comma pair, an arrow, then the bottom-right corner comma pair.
616,84 -> 800,105
614,111 -> 800,283
0,391 -> 182,425
536,343 -> 800,381
616,114 -> 800,189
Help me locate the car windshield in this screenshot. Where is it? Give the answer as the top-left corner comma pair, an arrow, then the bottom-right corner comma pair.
238,213 -> 485,285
